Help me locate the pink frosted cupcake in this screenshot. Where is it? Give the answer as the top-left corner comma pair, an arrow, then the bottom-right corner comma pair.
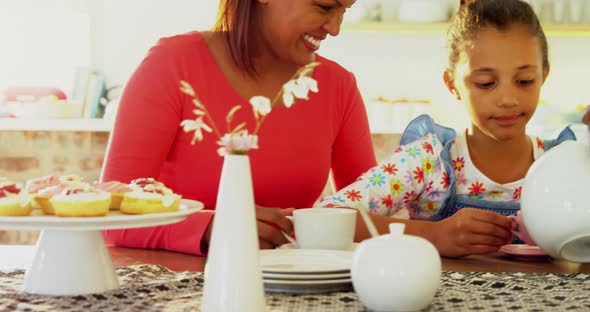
26,175 -> 88,214
25,175 -> 60,194
93,181 -> 133,210
120,178 -> 181,214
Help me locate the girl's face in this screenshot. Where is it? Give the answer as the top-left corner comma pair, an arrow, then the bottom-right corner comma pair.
445,25 -> 549,141
256,0 -> 355,66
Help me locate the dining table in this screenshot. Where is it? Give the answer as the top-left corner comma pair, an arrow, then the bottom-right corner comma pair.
1,245 -> 590,311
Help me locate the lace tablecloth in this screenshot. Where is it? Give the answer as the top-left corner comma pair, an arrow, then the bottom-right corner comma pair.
1,265 -> 589,311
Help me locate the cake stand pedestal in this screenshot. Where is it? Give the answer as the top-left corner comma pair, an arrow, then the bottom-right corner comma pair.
25,230 -> 119,295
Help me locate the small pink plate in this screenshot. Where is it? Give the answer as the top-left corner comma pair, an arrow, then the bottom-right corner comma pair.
499,244 -> 550,261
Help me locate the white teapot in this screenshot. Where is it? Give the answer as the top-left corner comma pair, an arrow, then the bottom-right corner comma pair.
351,223 -> 441,311
521,140 -> 590,263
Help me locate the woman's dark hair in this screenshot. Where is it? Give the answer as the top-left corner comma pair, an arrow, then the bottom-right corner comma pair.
447,0 -> 549,73
213,0 -> 258,76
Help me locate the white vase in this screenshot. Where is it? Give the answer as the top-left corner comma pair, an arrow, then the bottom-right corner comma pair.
201,155 -> 266,311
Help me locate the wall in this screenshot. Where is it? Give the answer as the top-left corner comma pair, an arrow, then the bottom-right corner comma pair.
0,0 -> 92,94
89,0 -> 218,88
0,131 -> 108,182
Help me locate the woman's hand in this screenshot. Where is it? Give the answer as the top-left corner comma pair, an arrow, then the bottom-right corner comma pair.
203,206 -> 294,251
582,105 -> 590,126
428,208 -> 514,258
255,206 -> 294,249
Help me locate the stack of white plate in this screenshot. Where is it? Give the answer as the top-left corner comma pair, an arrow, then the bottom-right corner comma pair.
260,249 -> 354,294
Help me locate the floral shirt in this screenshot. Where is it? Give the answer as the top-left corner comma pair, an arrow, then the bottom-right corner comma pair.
318,131 -> 547,220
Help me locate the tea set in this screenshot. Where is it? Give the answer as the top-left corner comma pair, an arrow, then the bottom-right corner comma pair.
274,138 -> 590,310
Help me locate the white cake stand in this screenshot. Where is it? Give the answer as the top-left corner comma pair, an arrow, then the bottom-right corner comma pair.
0,199 -> 204,296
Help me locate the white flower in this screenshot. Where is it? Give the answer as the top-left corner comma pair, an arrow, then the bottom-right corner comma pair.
297,76 -> 318,93
180,116 -> 212,144
281,76 -> 318,108
249,96 -> 272,116
178,62 -> 320,156
282,81 -> 296,108
179,80 -> 195,97
216,131 -> 259,156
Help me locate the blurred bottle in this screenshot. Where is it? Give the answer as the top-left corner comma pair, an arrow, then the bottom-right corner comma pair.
381,0 -> 401,22
525,0 -> 543,17
343,4 -> 368,24
538,0 -> 554,23
398,0 -> 450,22
366,0 -> 383,22
553,0 -> 568,23
569,0 -> 584,23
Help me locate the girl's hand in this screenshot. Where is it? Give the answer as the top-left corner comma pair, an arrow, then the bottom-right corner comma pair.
255,206 -> 294,249
430,208 -> 514,258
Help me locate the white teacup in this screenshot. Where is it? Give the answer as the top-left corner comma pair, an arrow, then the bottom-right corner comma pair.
285,208 -> 357,250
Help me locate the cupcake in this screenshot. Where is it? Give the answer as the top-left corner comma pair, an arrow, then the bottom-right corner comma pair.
25,175 -> 60,211
0,179 -> 32,216
120,178 -> 181,214
50,185 -> 111,217
27,175 -> 88,214
93,181 -> 132,210
25,175 -> 60,194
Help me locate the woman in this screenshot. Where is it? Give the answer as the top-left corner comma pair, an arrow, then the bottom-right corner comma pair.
101,0 -> 377,255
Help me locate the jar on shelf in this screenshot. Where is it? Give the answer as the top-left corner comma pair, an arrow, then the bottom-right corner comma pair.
398,0 -> 450,23
553,0 -> 568,23
569,0 -> 584,23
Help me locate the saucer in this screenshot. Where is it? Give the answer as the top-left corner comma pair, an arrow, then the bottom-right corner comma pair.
260,249 -> 353,274
499,244 -> 551,261
278,242 -> 359,251
262,271 -> 350,280
263,278 -> 353,294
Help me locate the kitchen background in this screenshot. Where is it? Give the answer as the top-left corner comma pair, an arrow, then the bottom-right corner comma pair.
1,0 -> 589,243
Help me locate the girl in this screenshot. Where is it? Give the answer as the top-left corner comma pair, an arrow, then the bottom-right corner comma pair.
318,0 -> 575,257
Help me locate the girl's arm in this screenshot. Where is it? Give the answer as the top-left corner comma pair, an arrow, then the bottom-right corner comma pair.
322,132 -> 514,257
320,134 -> 443,218
354,209 -> 514,258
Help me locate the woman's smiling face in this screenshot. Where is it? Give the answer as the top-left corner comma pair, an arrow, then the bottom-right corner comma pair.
256,0 -> 356,66
448,24 -> 549,141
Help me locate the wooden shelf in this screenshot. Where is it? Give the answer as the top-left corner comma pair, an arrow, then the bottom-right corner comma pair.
0,118 -> 114,132
342,22 -> 590,36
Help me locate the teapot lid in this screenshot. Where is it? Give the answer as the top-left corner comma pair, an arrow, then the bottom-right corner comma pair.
358,222 -> 441,264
